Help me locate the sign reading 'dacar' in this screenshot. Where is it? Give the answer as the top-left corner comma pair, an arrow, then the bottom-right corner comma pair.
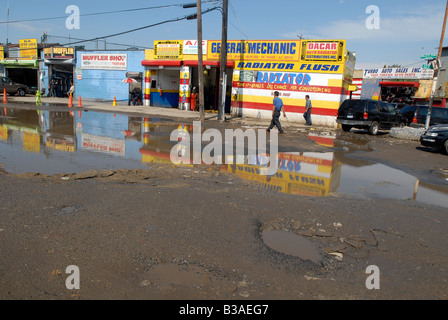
81,54 -> 127,70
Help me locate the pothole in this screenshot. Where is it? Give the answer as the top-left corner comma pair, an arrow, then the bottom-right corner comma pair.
261,229 -> 323,264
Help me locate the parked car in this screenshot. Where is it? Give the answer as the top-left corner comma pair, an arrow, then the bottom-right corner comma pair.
336,99 -> 407,135
399,105 -> 448,126
420,124 -> 448,155
0,77 -> 29,96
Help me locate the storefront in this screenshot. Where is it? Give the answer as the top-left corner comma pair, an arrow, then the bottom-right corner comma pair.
42,47 -> 75,97
74,50 -> 145,102
360,67 -> 435,107
142,39 -> 356,126
0,40 -> 40,92
141,40 -> 234,110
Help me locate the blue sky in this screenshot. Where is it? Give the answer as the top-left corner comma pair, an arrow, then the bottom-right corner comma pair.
0,0 -> 447,69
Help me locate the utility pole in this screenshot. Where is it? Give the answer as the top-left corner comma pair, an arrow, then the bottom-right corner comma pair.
218,0 -> 228,122
197,0 -> 205,121
426,0 -> 448,129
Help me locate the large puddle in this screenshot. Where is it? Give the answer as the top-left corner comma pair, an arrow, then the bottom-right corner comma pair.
1,105 -> 447,208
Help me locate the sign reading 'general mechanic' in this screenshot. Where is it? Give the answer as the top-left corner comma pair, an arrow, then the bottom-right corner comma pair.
81,53 -> 127,70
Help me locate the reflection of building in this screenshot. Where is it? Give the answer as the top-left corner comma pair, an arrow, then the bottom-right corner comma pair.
75,111 -> 143,160
140,120 -> 192,165
45,111 -> 76,152
225,152 -> 342,197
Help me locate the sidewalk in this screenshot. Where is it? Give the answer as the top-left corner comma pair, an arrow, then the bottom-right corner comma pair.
2,94 -> 331,132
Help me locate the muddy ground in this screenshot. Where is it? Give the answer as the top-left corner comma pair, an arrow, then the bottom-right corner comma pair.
0,119 -> 447,303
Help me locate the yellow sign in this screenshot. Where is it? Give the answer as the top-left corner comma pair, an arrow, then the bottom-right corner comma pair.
19,39 -> 38,60
0,46 -> 4,60
23,131 -> 40,153
0,125 -> 7,141
154,40 -> 183,59
235,60 -> 345,74
301,40 -> 345,62
208,40 -> 301,62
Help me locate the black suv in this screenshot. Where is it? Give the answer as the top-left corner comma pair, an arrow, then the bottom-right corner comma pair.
399,105 -> 448,126
336,99 -> 407,135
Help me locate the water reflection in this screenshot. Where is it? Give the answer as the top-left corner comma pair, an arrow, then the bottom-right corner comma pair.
0,107 -> 447,208
224,152 -> 341,197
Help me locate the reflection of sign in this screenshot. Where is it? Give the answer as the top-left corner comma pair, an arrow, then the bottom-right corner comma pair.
44,47 -> 75,59
23,131 -> 40,153
46,136 -> 75,152
363,67 -> 434,79
154,40 -> 183,59
81,133 -> 125,156
19,39 -> 38,60
183,40 -> 207,55
301,40 -> 345,62
0,125 -> 7,141
81,54 -> 127,70
208,40 -> 300,61
224,152 -> 341,197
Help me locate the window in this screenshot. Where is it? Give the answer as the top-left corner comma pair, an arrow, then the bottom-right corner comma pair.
368,102 -> 378,112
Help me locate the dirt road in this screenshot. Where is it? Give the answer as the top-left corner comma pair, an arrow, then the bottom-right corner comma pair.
1,119 -> 447,303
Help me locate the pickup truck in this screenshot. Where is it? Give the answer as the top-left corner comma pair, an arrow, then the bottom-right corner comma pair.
0,76 -> 29,96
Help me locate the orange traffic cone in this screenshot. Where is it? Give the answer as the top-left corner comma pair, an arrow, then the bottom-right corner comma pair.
78,96 -> 82,108
113,96 -> 117,106
2,89 -> 7,104
68,93 -> 73,108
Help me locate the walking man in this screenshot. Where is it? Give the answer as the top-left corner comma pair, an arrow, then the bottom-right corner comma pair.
267,91 -> 286,134
304,95 -> 312,126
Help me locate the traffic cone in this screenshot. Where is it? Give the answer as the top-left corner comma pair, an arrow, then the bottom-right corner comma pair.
68,93 -> 73,108
2,89 -> 7,104
78,96 -> 82,108
113,96 -> 117,107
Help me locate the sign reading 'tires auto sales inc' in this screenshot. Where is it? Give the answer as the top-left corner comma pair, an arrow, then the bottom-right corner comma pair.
81,53 -> 127,70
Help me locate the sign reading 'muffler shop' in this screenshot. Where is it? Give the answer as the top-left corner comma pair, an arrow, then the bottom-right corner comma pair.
81,53 -> 127,70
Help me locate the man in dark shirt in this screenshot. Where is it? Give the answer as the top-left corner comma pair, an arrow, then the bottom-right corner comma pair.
304,95 -> 312,125
267,91 -> 286,134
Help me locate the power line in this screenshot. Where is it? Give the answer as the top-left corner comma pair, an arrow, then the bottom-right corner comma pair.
55,7 -> 220,47
46,35 -> 153,50
0,2 -> 212,24
2,7 -> 220,54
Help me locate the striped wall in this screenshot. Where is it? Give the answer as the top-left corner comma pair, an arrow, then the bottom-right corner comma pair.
351,78 -> 362,100
231,70 -> 351,127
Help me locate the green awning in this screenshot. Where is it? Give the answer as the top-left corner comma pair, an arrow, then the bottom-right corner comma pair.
0,59 -> 39,68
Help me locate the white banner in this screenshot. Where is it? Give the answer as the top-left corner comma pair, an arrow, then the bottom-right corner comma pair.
363,67 -> 434,80
81,53 -> 127,70
183,40 -> 207,55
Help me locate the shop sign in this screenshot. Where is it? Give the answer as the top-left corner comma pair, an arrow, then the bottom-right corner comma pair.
300,40 -> 345,62
208,40 -> 301,61
154,40 -> 183,59
19,39 -> 38,60
235,61 -> 344,74
81,53 -> 127,70
44,47 -> 75,59
363,67 -> 434,79
183,40 -> 207,55
0,46 -> 4,60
